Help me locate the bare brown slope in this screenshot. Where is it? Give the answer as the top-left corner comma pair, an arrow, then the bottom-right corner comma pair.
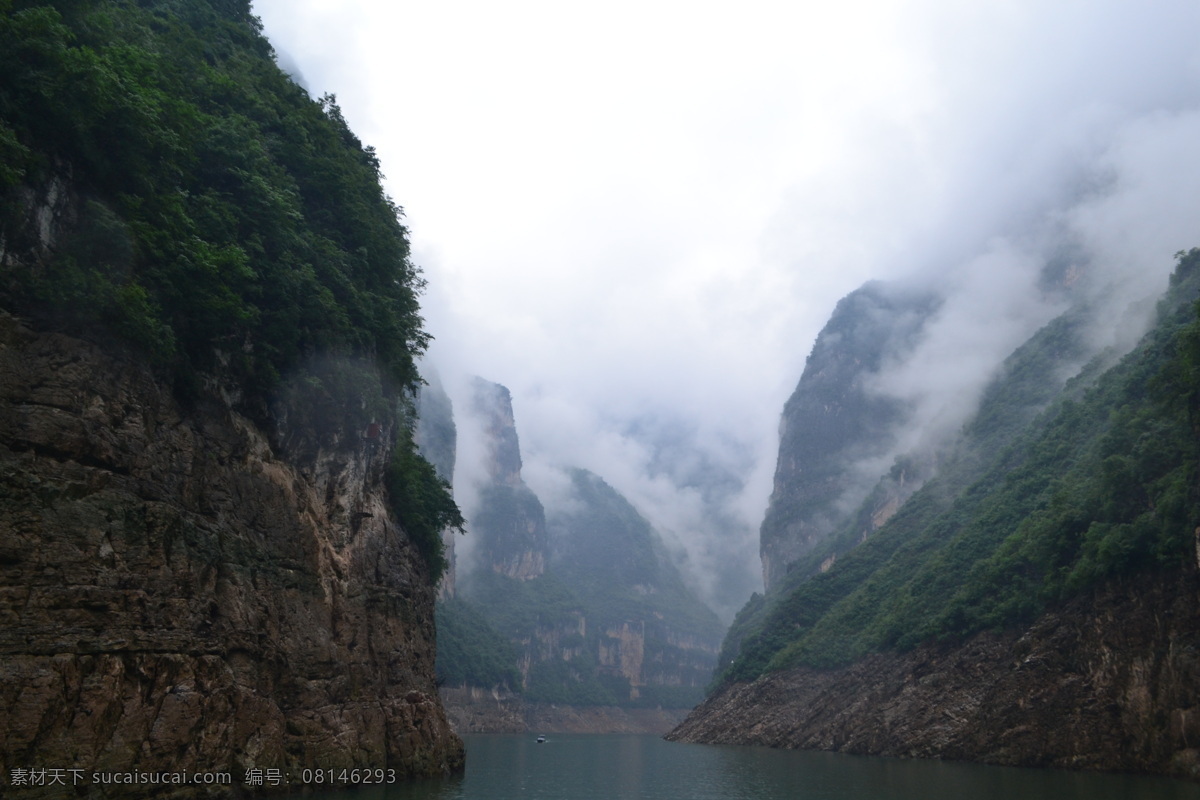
668,566 -> 1200,780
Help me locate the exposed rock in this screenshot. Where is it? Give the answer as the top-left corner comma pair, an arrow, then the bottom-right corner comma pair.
599,622 -> 646,688
669,568 -> 1200,780
544,468 -> 723,699
437,686 -> 526,733
446,410 -> 722,711
438,686 -> 689,734
469,378 -> 524,489
0,313 -> 464,797
466,378 -> 548,582
415,370 -> 459,599
759,282 -> 939,591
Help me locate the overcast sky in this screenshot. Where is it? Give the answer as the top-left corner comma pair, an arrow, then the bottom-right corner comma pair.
254,0 -> 1200,618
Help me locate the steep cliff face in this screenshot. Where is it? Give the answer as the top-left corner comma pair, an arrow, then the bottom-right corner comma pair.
454,466 -> 723,709
466,378 -> 548,581
545,468 -> 723,701
415,371 -> 459,598
759,282 -> 939,591
0,2 -> 465,790
669,568 -> 1200,779
440,387 -> 723,719
438,686 -> 690,735
0,314 -> 463,794
677,251 -> 1200,778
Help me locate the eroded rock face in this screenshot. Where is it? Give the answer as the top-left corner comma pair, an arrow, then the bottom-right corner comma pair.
669,568 -> 1200,780
466,378 -> 548,582
0,314 -> 464,796
415,371 -> 459,599
759,283 -> 939,591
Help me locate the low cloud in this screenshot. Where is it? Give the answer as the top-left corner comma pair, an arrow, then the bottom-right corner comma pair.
258,0 -> 1200,620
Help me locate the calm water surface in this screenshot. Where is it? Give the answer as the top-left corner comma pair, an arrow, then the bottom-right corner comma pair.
321,733 -> 1200,800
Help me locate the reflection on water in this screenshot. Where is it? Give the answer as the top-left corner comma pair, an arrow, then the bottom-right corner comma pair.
317,734 -> 1200,800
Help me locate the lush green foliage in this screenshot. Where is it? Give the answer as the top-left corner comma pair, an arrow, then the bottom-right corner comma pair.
0,0 -> 462,582
414,374 -> 457,482
719,250 -> 1200,685
466,570 -> 586,644
386,424 -> 464,582
471,484 -> 549,558
552,469 -> 725,641
0,0 -> 426,401
452,470 -> 723,708
462,570 -> 621,705
435,597 -> 522,690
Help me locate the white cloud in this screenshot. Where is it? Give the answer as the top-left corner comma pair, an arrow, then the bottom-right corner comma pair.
254,0 -> 1200,618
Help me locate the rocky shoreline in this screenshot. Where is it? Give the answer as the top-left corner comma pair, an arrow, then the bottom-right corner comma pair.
669,568 -> 1200,780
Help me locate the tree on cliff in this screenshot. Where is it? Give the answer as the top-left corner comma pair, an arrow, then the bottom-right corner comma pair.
719,249 -> 1200,684
0,0 -> 459,577
1,0 -> 423,395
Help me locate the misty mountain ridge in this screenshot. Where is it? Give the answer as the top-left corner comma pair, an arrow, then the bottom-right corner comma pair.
757,241 -> 1168,595
674,247 -> 1200,777
419,377 -> 723,716
758,281 -> 942,590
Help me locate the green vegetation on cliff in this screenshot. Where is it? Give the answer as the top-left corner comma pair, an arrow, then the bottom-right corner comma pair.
2,0 -> 424,396
757,283 -> 941,589
445,465 -> 724,708
721,250 -> 1200,685
0,0 -> 459,578
552,469 -> 725,643
435,596 -> 522,690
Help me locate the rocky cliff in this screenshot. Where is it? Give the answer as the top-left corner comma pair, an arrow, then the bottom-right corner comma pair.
675,251 -> 1200,779
439,382 -> 723,720
759,282 -> 939,591
439,685 -> 689,735
0,313 -> 464,796
415,370 -> 459,598
544,468 -> 723,702
453,464 -> 723,709
0,3 -> 467,792
466,378 -> 548,581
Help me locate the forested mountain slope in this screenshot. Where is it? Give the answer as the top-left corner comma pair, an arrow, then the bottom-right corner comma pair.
671,250 -> 1200,779
0,0 -> 463,790
434,380 -> 723,725
758,282 -> 940,591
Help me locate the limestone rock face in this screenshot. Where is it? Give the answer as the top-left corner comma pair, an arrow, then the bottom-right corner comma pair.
469,378 -> 524,489
415,371 -> 459,599
466,378 -> 548,582
759,282 -> 938,591
668,569 -> 1200,779
546,468 -> 723,697
443,404 -> 723,716
0,314 -> 463,796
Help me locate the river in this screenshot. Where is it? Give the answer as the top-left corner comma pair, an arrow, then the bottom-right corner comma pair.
315,733 -> 1200,800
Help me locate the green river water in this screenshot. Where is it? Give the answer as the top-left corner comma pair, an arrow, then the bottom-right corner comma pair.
314,733 -> 1200,800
